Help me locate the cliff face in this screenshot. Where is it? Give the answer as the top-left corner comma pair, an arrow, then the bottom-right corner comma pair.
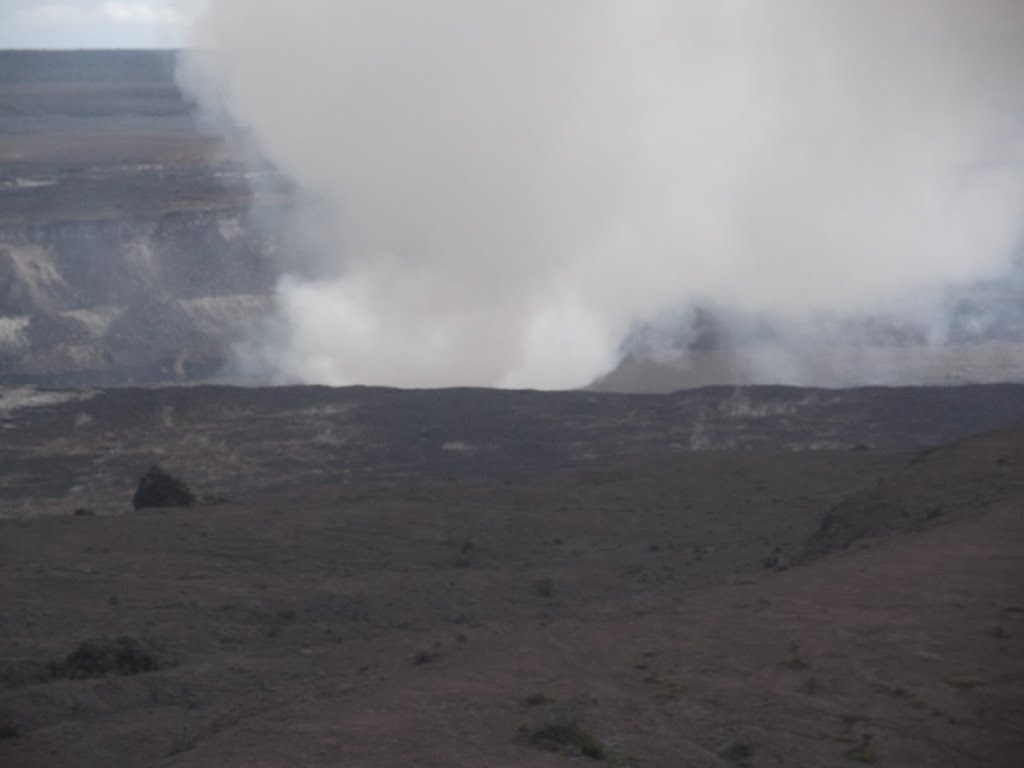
0,208 -> 277,385
0,50 -> 286,386
2,208 -> 277,304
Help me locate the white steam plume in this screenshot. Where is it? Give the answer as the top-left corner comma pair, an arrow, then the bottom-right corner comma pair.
182,1 -> 1024,389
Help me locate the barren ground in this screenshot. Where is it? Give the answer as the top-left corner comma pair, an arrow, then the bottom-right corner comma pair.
1,384 -> 1022,767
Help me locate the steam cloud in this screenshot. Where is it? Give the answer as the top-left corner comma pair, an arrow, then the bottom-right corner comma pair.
181,1 -> 1024,389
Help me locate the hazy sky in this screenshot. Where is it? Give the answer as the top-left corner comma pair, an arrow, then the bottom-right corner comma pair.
0,1 -> 190,48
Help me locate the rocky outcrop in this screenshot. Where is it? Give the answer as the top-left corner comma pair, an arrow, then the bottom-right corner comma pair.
797,428 -> 1023,562
0,208 -> 278,385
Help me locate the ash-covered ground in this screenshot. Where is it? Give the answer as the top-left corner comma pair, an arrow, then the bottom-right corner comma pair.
1,383 -> 1023,767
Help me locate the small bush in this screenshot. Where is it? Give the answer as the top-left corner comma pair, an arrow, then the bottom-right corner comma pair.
779,657 -> 809,671
875,683 -> 909,698
523,693 -> 552,707
534,578 -> 555,598
845,735 -> 880,764
720,740 -> 755,763
413,651 -> 437,666
527,718 -> 605,759
167,727 -> 198,757
132,465 -> 195,510
945,676 -> 983,690
49,636 -> 166,680
0,723 -> 18,740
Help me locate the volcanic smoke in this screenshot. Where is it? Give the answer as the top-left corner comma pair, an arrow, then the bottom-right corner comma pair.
181,1 -> 1024,388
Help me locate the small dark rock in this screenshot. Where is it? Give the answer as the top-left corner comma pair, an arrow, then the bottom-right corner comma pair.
73,507 -> 96,517
132,465 -> 195,510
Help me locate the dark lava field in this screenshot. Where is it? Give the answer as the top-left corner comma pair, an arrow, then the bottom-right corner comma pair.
1,382 -> 1022,767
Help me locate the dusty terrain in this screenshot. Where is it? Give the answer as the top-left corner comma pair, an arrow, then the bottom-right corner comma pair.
1,383 -> 1022,767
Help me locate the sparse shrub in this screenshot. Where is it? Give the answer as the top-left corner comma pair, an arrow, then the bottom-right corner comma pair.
132,465 -> 195,510
944,676 -> 983,690
534,577 -> 555,598
450,539 -> 474,568
582,742 -> 605,759
845,734 -> 880,764
167,727 -> 198,756
840,713 -> 868,729
779,657 -> 809,671
720,740 -> 754,763
413,651 -> 437,666
48,636 -> 167,680
527,718 -> 605,759
523,693 -> 552,707
875,683 -> 909,698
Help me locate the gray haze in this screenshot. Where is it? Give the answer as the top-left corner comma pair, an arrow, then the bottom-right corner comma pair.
180,1 -> 1024,389
0,1 -> 189,48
